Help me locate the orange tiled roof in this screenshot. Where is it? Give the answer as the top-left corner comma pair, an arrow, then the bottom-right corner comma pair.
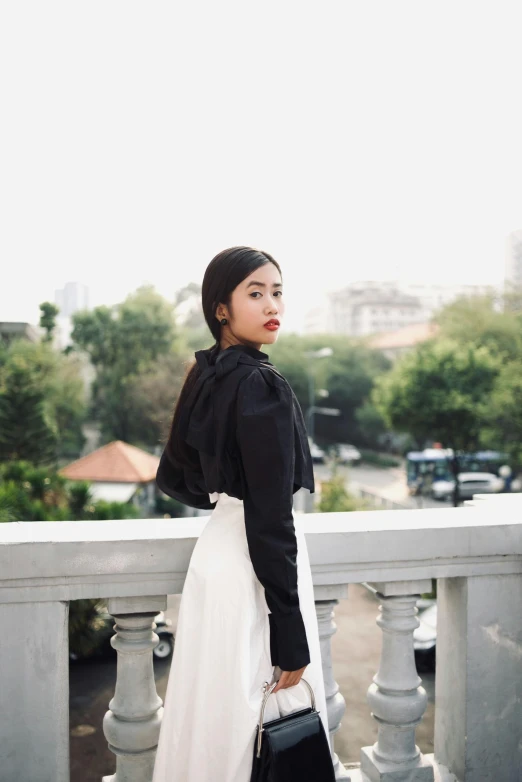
369,322 -> 440,350
60,440 -> 160,483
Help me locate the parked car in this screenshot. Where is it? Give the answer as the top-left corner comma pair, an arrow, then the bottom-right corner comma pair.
308,438 -> 326,464
335,443 -> 362,464
431,472 -> 504,502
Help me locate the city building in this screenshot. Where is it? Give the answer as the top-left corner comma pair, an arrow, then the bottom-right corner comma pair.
0,321 -> 40,345
327,281 -> 425,337
60,439 -> 159,509
53,281 -> 90,349
504,228 -> 522,289
54,281 -> 89,317
304,280 -> 497,337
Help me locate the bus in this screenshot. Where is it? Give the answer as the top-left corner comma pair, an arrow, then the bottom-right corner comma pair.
405,448 -> 514,494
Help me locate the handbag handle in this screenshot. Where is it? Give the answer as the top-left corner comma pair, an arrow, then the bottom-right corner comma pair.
256,677 -> 316,758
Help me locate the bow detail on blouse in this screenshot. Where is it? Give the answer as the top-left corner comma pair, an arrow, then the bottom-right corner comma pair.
178,345 -> 272,455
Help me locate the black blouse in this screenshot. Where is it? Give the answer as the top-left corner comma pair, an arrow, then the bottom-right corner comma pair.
156,343 -> 315,671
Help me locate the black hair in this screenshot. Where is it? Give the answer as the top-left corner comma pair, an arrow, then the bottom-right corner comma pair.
163,246 -> 282,470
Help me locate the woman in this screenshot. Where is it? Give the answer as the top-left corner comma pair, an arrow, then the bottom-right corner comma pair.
152,247 -> 329,782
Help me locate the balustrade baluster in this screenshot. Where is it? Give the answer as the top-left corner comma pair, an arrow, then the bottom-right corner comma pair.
360,580 -> 434,782
102,595 -> 167,782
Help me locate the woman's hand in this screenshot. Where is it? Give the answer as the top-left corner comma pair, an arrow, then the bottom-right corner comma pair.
271,665 -> 307,693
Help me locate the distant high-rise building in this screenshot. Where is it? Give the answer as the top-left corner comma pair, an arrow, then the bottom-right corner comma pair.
54,281 -> 89,318
54,282 -> 90,349
505,229 -> 522,289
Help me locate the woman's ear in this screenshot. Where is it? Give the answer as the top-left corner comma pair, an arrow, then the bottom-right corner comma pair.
215,305 -> 228,322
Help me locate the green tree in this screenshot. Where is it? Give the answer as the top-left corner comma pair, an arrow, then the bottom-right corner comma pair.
480,360 -> 522,471
1,340 -> 87,458
71,286 -> 180,444
0,359 -> 58,466
123,353 -> 188,446
72,285 -> 177,375
435,293 -> 522,362
355,400 -> 388,446
323,342 -> 391,446
373,339 -> 500,506
39,301 -> 60,343
269,334 -> 391,448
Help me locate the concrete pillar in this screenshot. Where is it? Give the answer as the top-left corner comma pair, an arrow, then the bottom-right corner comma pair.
361,580 -> 434,782
315,586 -> 351,781
102,595 -> 167,782
0,600 -> 70,782
435,574 -> 522,782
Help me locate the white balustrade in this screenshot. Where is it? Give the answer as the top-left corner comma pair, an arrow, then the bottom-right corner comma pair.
0,501 -> 520,781
102,596 -> 167,782
360,581 -> 434,781
315,586 -> 351,781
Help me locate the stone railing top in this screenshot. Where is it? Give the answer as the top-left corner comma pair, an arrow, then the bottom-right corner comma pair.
1,504 -> 521,604
2,501 -> 521,544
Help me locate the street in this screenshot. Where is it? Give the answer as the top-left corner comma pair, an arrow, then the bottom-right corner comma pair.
314,458 -> 443,510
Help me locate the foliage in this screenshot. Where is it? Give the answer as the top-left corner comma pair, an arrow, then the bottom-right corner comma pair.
355,401 -> 388,447
155,493 -> 186,518
320,340 -> 390,446
480,359 -> 522,471
92,353 -> 187,445
317,470 -> 368,512
0,358 -> 58,466
373,338 -> 499,451
39,301 -> 60,343
434,293 -> 522,362
71,285 -> 177,375
269,334 -> 391,447
433,292 -> 522,472
0,461 -> 139,522
68,598 -> 112,659
70,285 -> 183,445
0,340 -> 86,459
372,338 -> 500,505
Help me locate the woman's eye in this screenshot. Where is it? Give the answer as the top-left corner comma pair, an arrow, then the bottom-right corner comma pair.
250,291 -> 283,298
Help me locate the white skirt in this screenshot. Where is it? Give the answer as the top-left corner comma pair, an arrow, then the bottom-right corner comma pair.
152,491 -> 329,782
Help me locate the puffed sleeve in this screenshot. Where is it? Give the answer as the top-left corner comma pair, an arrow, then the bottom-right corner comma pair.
236,369 -> 310,671
156,449 -> 217,510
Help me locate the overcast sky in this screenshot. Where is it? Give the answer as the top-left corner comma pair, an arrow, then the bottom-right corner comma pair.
1,2 -> 521,333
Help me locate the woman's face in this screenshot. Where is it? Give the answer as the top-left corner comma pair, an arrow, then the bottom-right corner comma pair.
217,262 -> 285,351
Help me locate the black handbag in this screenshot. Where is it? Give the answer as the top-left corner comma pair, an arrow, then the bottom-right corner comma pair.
250,677 -> 336,782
